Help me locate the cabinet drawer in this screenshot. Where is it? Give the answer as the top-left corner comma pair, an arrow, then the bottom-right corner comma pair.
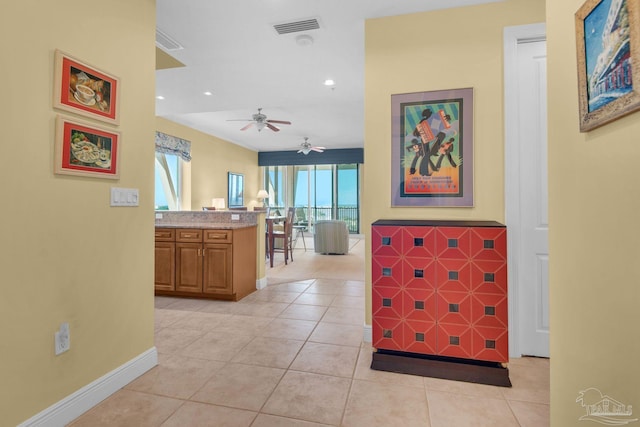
176,229 -> 203,242
155,228 -> 175,242
204,229 -> 232,243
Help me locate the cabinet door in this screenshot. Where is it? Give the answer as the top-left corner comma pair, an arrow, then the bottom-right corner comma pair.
176,243 -> 203,293
202,243 -> 232,295
154,242 -> 175,291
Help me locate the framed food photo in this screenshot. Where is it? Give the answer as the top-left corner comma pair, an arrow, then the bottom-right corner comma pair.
391,88 -> 474,207
53,49 -> 120,125
576,0 -> 640,132
54,115 -> 120,179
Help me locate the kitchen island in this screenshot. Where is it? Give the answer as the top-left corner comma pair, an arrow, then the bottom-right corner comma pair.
154,210 -> 260,301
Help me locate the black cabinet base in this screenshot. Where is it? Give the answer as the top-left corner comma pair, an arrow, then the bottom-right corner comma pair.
371,350 -> 512,387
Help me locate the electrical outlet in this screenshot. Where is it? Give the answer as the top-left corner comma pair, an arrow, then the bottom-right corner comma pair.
55,322 -> 70,355
231,214 -> 240,221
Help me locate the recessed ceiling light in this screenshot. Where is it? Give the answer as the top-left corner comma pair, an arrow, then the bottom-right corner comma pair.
156,95 -> 165,100
203,91 -> 213,96
324,79 -> 335,86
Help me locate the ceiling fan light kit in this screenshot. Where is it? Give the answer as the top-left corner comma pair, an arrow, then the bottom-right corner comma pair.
297,137 -> 325,155
227,108 -> 291,132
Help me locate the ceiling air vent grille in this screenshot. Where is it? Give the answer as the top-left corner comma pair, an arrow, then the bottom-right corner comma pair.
273,18 -> 320,35
156,28 -> 183,51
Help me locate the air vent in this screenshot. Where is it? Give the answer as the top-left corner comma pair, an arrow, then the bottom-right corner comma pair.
273,18 -> 320,35
156,28 -> 183,51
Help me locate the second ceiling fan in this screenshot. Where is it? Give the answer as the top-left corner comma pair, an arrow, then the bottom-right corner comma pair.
227,108 -> 291,132
297,137 -> 325,155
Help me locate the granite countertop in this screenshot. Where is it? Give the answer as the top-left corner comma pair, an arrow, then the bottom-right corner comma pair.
155,223 -> 256,230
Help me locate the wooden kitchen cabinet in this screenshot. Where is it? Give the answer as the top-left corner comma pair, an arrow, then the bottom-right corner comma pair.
203,244 -> 232,295
175,229 -> 204,293
154,228 -> 175,292
155,226 -> 256,301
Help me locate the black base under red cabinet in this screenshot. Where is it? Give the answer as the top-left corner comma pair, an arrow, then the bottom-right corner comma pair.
371,219 -> 511,387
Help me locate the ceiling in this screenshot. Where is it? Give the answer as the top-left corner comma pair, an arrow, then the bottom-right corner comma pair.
155,0 -> 499,153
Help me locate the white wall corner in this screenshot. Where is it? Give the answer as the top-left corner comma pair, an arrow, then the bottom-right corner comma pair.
256,276 -> 268,290
18,347 -> 158,427
363,323 -> 372,343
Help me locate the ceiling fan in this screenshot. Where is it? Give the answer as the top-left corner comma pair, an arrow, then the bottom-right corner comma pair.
227,108 -> 291,132
297,137 -> 325,155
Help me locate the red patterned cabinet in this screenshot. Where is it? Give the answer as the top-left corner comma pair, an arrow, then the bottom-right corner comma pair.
371,220 -> 510,386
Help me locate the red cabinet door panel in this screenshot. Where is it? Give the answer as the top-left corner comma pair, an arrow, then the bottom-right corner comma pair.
436,323 -> 474,359
472,326 -> 509,363
373,317 -> 404,351
471,293 -> 508,329
402,257 -> 437,290
436,291 -> 473,326
436,259 -> 472,292
469,227 -> 507,261
435,227 -> 471,260
402,289 -> 437,323
402,226 -> 436,259
372,226 -> 403,258
470,260 -> 508,294
372,285 -> 404,320
372,256 -> 403,288
403,320 -> 437,354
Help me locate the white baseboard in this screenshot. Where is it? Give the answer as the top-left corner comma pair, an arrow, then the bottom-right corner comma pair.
256,276 -> 268,290
18,347 -> 158,427
363,323 -> 372,343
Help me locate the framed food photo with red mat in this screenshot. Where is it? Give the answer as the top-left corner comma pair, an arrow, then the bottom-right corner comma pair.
54,115 -> 120,179
53,49 -> 120,125
391,88 -> 474,207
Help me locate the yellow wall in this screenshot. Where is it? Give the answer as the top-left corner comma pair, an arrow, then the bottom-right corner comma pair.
547,1 -> 640,425
155,118 -> 260,211
0,0 -> 156,425
363,0 -> 545,325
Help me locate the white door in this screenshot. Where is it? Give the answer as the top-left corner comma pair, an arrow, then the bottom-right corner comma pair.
504,25 -> 549,358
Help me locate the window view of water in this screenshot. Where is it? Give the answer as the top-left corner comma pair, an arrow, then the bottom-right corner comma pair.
266,164 -> 360,233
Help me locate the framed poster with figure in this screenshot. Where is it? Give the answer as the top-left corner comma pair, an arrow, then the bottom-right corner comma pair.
576,0 -> 640,132
391,88 -> 474,207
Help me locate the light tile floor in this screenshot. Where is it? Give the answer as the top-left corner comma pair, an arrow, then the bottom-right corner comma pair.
69,237 -> 549,427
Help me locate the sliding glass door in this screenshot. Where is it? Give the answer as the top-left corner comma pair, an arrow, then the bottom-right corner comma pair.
336,164 -> 359,233
264,164 -> 360,233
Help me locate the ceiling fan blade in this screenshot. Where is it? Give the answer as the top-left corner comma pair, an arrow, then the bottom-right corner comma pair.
266,123 -> 280,132
266,120 -> 291,125
240,122 -> 254,131
297,149 -> 304,153
311,147 -> 325,152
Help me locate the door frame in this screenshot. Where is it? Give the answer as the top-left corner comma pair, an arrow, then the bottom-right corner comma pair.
503,23 -> 546,358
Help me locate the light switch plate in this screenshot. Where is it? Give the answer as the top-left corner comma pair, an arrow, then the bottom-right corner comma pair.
111,187 -> 139,207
